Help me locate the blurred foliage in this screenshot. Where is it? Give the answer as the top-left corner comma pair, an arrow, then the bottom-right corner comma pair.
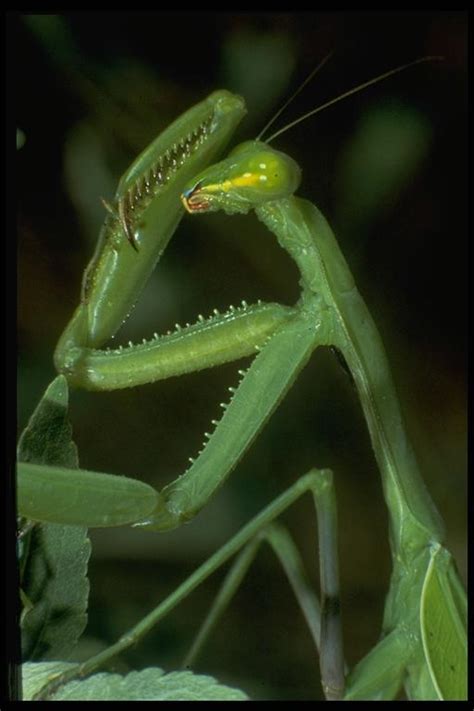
15,12 -> 466,700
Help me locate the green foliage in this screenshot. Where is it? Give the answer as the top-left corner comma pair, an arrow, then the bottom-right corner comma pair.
23,663 -> 248,701
18,376 -> 91,661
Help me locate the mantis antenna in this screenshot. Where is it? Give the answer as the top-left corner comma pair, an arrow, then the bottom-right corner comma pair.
256,50 -> 334,142
263,55 -> 443,144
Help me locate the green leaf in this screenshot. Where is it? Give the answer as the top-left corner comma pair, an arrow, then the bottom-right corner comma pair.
23,662 -> 249,701
17,376 -> 91,661
17,375 -> 79,468
22,661 -> 77,700
420,543 -> 467,700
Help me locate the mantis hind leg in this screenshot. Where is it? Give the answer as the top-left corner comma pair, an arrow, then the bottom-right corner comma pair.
181,523 -> 322,671
37,469 -> 345,700
181,469 -> 345,701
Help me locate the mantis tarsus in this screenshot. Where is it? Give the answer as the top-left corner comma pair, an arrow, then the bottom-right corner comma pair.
17,59 -> 467,700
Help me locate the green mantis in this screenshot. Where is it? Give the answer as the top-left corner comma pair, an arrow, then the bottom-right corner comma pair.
17,62 -> 467,700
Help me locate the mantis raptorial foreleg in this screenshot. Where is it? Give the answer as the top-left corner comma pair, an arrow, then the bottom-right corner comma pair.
18,62 -> 466,700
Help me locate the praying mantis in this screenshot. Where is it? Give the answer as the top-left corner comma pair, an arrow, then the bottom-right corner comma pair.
17,59 -> 467,701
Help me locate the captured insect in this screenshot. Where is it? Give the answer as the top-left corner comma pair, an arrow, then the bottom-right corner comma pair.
17,55 -> 466,700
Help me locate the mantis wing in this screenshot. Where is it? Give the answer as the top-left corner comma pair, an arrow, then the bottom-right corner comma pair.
420,543 -> 467,700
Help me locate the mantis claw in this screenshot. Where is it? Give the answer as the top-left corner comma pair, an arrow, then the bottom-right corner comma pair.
118,195 -> 140,251
100,197 -> 116,215
101,196 -> 139,251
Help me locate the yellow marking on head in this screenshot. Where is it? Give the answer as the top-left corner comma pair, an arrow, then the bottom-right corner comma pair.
233,173 -> 262,188
202,173 -> 263,194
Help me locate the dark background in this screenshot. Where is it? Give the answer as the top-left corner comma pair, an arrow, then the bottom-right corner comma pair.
15,12 -> 466,700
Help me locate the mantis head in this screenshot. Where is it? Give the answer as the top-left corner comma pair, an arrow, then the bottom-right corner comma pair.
181,141 -> 301,215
